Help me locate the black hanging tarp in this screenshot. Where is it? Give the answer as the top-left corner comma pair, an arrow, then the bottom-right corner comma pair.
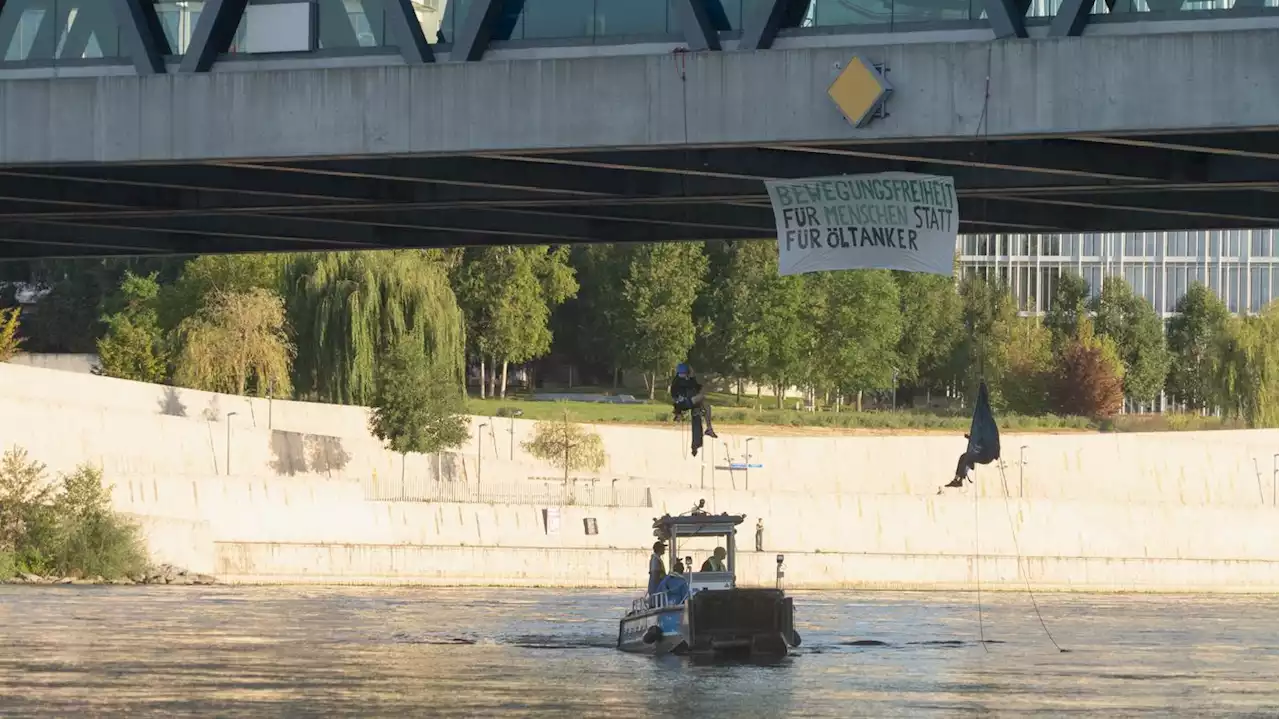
966,381 -> 1001,465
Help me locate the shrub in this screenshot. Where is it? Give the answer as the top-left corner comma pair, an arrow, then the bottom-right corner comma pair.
0,448 -> 147,579
50,465 -> 148,579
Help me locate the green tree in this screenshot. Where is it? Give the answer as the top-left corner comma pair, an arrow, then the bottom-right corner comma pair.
811,270 -> 901,410
0,306 -> 21,361
620,243 -> 709,398
1045,273 -> 1091,350
713,241 -> 812,406
6,258 -> 181,353
995,314 -> 1054,415
96,271 -> 169,383
522,414 -> 607,483
1166,283 -> 1230,411
173,288 -> 295,397
551,245 -> 630,388
369,338 -> 470,457
1055,317 -> 1125,419
893,270 -> 963,395
285,250 -> 464,405
453,246 -> 578,398
1090,277 -> 1170,405
951,274 -> 1018,408
160,254 -> 286,332
1212,301 -> 1279,428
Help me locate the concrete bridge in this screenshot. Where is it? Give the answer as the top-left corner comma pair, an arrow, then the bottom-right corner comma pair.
0,1 -> 1275,259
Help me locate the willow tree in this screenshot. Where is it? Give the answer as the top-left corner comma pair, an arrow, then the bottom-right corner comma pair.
285,250 -> 464,406
173,288 -> 295,397
1212,300 -> 1279,428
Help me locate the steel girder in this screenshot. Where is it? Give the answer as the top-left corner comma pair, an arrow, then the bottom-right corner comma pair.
108,0 -> 171,74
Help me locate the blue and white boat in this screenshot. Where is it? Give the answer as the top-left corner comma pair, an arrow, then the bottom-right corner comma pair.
617,509 -> 800,658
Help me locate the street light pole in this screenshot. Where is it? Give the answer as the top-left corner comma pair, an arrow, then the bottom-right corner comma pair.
745,438 -> 756,492
478,423 -> 488,488
225,412 -> 238,476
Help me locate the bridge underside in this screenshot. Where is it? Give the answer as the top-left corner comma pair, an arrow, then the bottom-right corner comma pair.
0,129 -> 1275,260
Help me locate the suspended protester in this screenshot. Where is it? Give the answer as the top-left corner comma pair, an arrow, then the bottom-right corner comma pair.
670,363 -> 718,456
943,382 -> 1001,489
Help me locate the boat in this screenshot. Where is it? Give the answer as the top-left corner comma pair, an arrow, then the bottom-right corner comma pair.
616,507 -> 800,658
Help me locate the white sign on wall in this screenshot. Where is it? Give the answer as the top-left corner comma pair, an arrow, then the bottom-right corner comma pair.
764,172 -> 959,277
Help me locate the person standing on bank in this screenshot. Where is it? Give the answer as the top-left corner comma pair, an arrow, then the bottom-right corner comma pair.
755,518 -> 764,552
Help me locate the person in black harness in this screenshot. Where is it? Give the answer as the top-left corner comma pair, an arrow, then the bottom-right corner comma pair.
670,362 -> 717,456
942,382 -> 1001,490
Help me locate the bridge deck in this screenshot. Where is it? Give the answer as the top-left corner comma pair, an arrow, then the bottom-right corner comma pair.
0,21 -> 1274,259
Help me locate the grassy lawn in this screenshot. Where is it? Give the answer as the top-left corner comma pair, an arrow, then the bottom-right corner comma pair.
466,391 -> 1245,434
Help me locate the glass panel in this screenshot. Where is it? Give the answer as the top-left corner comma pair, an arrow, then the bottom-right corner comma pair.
712,0 -> 747,29
809,0 -> 894,26
438,0 -> 470,43
1,1 -> 124,62
595,0 -> 672,36
317,0 -> 377,49
1103,0 -> 1241,16
155,1 -> 203,55
514,0 -> 596,40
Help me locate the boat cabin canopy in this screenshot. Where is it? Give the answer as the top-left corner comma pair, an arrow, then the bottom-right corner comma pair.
652,511 -> 744,591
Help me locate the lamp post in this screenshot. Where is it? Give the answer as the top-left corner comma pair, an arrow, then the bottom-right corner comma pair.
891,368 -> 899,412
478,422 -> 488,488
225,412 -> 238,476
1019,445 -> 1029,498
744,437 -> 756,492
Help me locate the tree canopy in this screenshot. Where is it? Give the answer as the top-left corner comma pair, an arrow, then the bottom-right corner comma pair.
1090,277 -> 1169,404
173,288 -> 294,397
285,250 -> 464,405
619,243 -> 709,398
96,271 -> 169,384
369,338 -> 470,455
1166,283 -> 1230,411
521,414 -> 607,483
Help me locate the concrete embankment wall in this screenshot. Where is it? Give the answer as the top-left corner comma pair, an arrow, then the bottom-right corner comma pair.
0,362 -> 1276,592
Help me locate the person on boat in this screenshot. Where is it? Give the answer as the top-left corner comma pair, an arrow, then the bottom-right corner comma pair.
672,559 -> 686,575
648,541 -> 667,596
700,547 -> 727,572
655,568 -> 690,606
670,362 -> 718,456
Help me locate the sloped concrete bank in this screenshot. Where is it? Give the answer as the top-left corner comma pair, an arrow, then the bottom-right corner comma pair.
1,363 -> 1275,593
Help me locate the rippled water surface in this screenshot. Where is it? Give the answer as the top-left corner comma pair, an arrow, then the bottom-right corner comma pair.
0,587 -> 1275,717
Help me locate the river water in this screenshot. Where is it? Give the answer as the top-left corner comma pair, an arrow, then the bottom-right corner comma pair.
0,587 -> 1274,717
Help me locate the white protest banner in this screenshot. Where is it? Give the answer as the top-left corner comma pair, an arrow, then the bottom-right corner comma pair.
764,172 -> 958,277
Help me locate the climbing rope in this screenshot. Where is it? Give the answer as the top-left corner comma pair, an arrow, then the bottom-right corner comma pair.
996,461 -> 1069,653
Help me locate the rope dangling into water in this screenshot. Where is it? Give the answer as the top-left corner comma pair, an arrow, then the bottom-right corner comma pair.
997,462 -> 1069,653
973,479 -> 989,653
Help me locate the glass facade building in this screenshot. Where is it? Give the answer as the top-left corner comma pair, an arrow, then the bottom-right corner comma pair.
956,229 -> 1280,317
1,0 -> 1274,66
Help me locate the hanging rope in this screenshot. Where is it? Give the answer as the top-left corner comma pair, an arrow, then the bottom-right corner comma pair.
973,477 -> 989,652
996,461 -> 1069,653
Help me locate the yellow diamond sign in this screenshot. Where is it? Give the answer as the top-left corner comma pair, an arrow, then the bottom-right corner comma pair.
828,57 -> 892,129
